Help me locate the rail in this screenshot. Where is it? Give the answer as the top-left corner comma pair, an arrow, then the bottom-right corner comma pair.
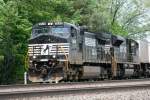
0,79 -> 150,93
1,79 -> 150,99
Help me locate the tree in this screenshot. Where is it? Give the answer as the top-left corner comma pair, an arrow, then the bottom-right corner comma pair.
0,0 -> 31,84
143,0 -> 150,8
17,0 -> 75,24
72,0 -> 150,37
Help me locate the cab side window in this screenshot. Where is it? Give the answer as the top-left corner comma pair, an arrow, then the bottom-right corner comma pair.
71,27 -> 77,37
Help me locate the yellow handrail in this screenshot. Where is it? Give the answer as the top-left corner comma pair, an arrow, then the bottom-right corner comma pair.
58,45 -> 69,71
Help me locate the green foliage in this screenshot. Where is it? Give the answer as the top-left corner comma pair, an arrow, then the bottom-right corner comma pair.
143,0 -> 150,8
0,0 -> 32,84
111,22 -> 128,36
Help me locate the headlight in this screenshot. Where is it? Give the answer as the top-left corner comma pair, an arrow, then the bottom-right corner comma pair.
33,56 -> 36,59
52,55 -> 56,58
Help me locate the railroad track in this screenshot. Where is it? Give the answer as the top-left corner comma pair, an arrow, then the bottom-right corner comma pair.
1,79 -> 150,100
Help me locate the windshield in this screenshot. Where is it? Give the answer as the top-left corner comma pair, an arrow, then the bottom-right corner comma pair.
32,27 -> 70,39
34,27 -> 49,34
51,27 -> 70,38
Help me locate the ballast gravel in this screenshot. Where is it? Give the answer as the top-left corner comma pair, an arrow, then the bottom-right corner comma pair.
5,88 -> 150,100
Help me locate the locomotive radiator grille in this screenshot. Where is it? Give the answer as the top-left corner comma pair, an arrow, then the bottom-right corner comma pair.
28,43 -> 69,56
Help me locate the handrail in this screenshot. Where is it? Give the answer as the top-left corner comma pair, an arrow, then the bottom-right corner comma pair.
57,45 -> 69,71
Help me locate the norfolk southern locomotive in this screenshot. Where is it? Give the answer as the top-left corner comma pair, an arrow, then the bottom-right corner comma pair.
28,22 -> 149,83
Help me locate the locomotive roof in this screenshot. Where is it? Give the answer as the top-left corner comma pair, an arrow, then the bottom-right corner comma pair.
81,31 -> 127,42
113,35 -> 125,41
95,32 -> 111,40
32,22 -> 79,30
30,22 -> 79,40
31,22 -> 138,44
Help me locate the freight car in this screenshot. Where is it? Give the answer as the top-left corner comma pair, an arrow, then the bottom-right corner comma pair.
27,22 -> 149,83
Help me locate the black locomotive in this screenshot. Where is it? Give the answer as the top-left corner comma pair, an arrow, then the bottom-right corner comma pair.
28,22 -> 149,83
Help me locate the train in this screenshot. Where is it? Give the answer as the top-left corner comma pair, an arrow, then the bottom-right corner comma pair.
27,22 -> 150,83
